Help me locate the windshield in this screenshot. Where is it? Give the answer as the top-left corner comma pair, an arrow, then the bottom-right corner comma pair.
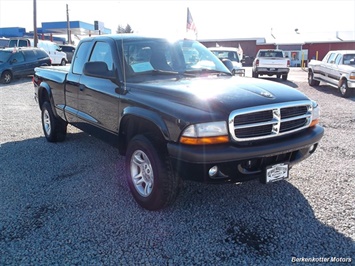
0,50 -> 12,63
120,38 -> 231,80
211,50 -> 240,62
343,54 -> 355,65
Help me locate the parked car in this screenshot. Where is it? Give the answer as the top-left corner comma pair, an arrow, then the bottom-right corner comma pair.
33,34 -> 323,210
209,47 -> 245,76
0,47 -> 51,84
8,38 -> 31,47
8,38 -> 67,65
308,50 -> 355,98
252,49 -> 290,80
59,44 -> 76,63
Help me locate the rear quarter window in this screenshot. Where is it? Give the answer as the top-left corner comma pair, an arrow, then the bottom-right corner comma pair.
72,41 -> 92,74
22,50 -> 37,61
35,49 -> 49,59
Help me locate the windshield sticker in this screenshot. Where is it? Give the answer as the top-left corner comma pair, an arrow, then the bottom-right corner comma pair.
131,62 -> 154,72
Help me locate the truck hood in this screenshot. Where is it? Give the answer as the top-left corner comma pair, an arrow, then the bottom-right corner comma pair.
128,76 -> 310,116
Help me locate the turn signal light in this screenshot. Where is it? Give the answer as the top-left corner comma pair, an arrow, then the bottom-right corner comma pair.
180,135 -> 229,145
309,118 -> 319,127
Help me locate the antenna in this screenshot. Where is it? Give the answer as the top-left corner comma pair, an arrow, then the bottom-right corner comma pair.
66,4 -> 71,44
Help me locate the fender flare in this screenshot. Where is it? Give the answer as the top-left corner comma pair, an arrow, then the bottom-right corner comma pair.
338,76 -> 348,88
37,82 -> 58,117
120,106 -> 171,141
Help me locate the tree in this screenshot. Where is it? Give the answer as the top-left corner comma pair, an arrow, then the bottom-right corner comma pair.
116,24 -> 134,34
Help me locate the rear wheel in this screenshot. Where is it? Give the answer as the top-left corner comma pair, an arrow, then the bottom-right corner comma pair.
308,71 -> 320,86
41,102 -> 67,142
339,79 -> 352,98
126,135 -> 180,210
282,74 -> 288,81
1,70 -> 12,84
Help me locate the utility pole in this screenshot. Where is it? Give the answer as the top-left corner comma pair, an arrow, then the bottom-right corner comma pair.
66,4 -> 71,44
33,0 -> 38,47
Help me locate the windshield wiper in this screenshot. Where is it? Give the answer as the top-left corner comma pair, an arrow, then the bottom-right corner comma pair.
134,69 -> 197,79
135,69 -> 179,76
185,68 -> 232,76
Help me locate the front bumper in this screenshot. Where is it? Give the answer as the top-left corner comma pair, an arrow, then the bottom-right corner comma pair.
233,68 -> 245,76
168,125 -> 324,182
347,79 -> 355,88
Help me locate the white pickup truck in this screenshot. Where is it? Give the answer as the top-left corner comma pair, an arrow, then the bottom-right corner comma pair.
209,47 -> 245,76
252,49 -> 290,80
308,50 -> 355,98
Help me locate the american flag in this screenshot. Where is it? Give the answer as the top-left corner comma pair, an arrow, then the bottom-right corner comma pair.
186,8 -> 197,35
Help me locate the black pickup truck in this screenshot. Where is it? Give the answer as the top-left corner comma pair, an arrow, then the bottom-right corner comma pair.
33,34 -> 324,210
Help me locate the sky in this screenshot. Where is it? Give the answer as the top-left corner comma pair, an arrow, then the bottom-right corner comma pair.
0,0 -> 355,42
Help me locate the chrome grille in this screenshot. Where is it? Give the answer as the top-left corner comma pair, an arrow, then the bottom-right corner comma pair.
229,101 -> 313,141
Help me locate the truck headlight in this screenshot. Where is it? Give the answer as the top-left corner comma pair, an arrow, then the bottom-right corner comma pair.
180,121 -> 229,145
310,100 -> 320,127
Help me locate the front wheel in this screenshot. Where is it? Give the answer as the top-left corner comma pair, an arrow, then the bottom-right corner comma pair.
339,79 -> 352,98
60,59 -> 66,66
1,70 -> 12,84
125,135 -> 180,210
308,71 -> 320,86
41,102 -> 67,142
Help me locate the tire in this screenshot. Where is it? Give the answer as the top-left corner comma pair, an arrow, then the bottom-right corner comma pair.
60,59 -> 66,66
1,70 -> 12,84
41,102 -> 67,142
308,71 -> 320,86
282,74 -> 288,81
125,135 -> 180,210
276,74 -> 281,79
339,79 -> 352,98
252,71 -> 258,78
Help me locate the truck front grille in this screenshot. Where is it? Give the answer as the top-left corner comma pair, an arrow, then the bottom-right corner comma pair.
229,101 -> 313,141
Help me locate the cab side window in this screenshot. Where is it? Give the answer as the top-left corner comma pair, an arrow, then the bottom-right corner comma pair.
89,42 -> 113,71
335,54 -> 342,65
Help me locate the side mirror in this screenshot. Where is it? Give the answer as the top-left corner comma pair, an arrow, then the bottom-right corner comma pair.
221,59 -> 234,75
83,61 -> 116,80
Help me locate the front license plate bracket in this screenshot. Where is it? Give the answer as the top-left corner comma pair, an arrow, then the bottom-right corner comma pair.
264,163 -> 289,184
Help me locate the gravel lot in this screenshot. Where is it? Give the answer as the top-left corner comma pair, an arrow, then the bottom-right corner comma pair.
1,68 -> 354,265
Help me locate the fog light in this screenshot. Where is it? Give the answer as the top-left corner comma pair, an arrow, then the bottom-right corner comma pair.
309,144 -> 317,154
209,166 -> 219,177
